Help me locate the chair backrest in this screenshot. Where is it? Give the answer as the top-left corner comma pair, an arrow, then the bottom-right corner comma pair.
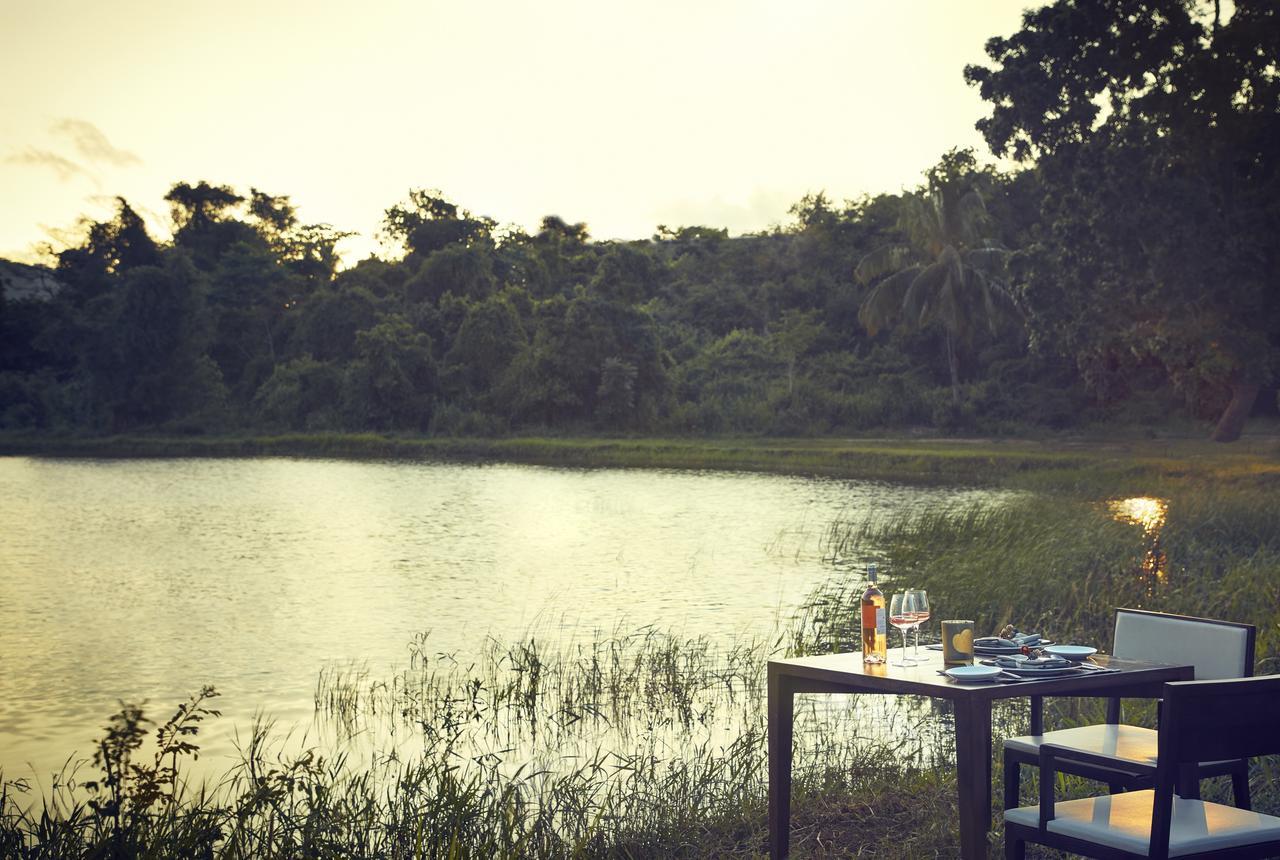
1158,675 -> 1280,765
1112,608 -> 1255,679
1149,675 -> 1280,857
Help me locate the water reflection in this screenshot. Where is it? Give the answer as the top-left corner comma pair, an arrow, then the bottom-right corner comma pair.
1107,496 -> 1169,582
0,456 -> 1008,782
1108,497 -> 1167,536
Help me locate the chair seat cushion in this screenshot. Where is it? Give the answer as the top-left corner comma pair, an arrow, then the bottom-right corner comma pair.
1005,723 -> 1159,764
1005,790 -> 1280,857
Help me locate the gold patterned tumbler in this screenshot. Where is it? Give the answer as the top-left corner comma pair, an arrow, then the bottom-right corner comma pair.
941,620 -> 975,665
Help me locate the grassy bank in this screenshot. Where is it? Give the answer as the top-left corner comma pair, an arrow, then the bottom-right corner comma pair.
3,438 -> 1279,857
3,430 -> 1279,492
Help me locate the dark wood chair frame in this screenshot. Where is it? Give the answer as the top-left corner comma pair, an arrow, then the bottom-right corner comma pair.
1005,675 -> 1280,860
1003,608 -> 1256,812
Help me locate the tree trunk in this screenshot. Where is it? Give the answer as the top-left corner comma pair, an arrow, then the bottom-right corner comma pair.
1210,381 -> 1260,443
945,332 -> 961,406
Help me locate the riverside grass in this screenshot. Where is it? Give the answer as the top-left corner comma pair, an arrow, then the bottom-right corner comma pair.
2,443 -> 1279,857
3,430 -> 1279,491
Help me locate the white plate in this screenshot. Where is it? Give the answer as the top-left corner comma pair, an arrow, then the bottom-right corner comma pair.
945,665 -> 1003,682
1043,645 -> 1097,661
996,664 -> 1082,678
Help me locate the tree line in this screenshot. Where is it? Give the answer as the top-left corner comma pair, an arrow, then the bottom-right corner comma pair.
1,0 -> 1275,441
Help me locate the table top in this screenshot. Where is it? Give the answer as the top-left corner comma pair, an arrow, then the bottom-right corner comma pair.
769,650 -> 1194,701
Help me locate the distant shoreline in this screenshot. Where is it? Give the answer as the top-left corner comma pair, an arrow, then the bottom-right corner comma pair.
4,432 -> 1277,491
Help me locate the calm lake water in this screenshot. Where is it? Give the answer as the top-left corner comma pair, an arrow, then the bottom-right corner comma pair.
0,456 -> 1003,781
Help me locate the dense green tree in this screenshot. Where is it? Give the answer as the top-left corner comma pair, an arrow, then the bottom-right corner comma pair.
559,294 -> 666,423
56,199 -> 159,301
674,329 -> 780,432
595,358 -> 639,428
590,242 -> 664,304
247,188 -> 298,238
13,152 -> 1268,439
966,0 -> 1280,440
166,182 -> 244,233
506,216 -> 597,298
252,355 -> 344,430
81,252 -> 226,429
855,151 -> 1017,405
165,181 -> 262,269
343,315 -> 436,430
382,190 -> 493,258
679,329 -> 779,401
405,243 -> 497,305
443,295 -> 526,397
496,296 -> 581,425
678,280 -> 765,337
278,223 -> 352,285
654,225 -> 728,261
206,241 -> 296,398
288,286 -> 380,362
770,309 -> 825,399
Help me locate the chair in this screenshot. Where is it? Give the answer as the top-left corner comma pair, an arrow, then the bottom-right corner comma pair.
1004,675 -> 1280,859
1003,609 -> 1256,813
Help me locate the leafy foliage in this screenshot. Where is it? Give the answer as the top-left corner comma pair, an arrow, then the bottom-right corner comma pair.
5,1 -> 1277,442
966,0 -> 1280,439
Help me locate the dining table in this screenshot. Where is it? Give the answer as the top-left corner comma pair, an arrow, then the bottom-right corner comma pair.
767,649 -> 1194,859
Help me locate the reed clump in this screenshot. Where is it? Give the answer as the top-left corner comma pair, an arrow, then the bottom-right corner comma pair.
4,476 -> 1279,857
798,483 -> 1280,821
2,628 -> 960,858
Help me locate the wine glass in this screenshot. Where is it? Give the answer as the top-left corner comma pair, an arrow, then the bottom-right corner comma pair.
889,593 -> 917,666
906,588 -> 930,662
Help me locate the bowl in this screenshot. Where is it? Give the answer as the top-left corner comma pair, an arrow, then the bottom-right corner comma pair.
1043,645 -> 1098,661
944,665 -> 1002,682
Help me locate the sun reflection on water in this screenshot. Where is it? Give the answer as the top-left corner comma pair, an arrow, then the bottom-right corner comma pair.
1108,496 -> 1168,536
1108,496 -> 1169,583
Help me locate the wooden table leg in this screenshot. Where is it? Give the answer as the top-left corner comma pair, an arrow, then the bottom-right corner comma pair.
768,668 -> 794,859
954,696 -> 993,859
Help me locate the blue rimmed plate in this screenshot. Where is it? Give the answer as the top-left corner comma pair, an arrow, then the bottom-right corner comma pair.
1043,645 -> 1098,661
944,665 -> 1002,682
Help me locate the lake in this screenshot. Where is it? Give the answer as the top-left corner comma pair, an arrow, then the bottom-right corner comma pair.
0,456 -> 1004,782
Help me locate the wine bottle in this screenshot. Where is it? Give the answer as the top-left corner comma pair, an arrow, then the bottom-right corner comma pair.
860,563 -> 887,663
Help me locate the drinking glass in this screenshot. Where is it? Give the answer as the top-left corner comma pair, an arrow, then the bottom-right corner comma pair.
889,593 -> 917,666
907,588 -> 930,662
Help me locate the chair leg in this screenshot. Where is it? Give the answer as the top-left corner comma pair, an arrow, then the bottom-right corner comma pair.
1231,760 -> 1252,810
1003,749 -> 1021,810
1177,764 -> 1201,800
1004,832 -> 1026,860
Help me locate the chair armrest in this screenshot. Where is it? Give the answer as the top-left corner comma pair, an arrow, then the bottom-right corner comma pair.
1037,742 -> 1155,775
1035,742 -> 1157,829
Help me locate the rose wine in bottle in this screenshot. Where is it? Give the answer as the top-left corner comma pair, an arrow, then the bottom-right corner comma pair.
861,563 -> 887,663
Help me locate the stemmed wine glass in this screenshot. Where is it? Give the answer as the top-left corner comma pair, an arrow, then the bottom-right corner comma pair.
889,593 -> 918,666
906,588 -> 930,662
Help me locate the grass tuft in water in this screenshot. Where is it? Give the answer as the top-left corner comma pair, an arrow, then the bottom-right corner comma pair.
5,478 -> 1280,857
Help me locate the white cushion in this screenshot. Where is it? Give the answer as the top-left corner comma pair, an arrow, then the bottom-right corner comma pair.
1114,613 -> 1250,680
1005,723 -> 1159,763
1005,790 -> 1280,857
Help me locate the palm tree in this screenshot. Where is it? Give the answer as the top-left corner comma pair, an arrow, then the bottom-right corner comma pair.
855,155 -> 1017,406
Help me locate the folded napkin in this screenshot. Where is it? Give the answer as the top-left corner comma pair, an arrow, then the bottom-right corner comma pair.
974,632 -> 1042,649
991,655 -> 1071,670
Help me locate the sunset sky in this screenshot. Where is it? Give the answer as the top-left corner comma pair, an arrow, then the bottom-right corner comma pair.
2,1 -> 1035,265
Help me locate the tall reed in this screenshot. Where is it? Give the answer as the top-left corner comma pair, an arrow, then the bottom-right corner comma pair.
5,479 -> 1278,857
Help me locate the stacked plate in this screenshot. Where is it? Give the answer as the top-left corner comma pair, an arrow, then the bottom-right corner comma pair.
988,655 -> 1079,677
972,634 -> 1051,656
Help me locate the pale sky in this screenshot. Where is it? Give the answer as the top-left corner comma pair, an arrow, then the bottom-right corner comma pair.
1,0 -> 1037,265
